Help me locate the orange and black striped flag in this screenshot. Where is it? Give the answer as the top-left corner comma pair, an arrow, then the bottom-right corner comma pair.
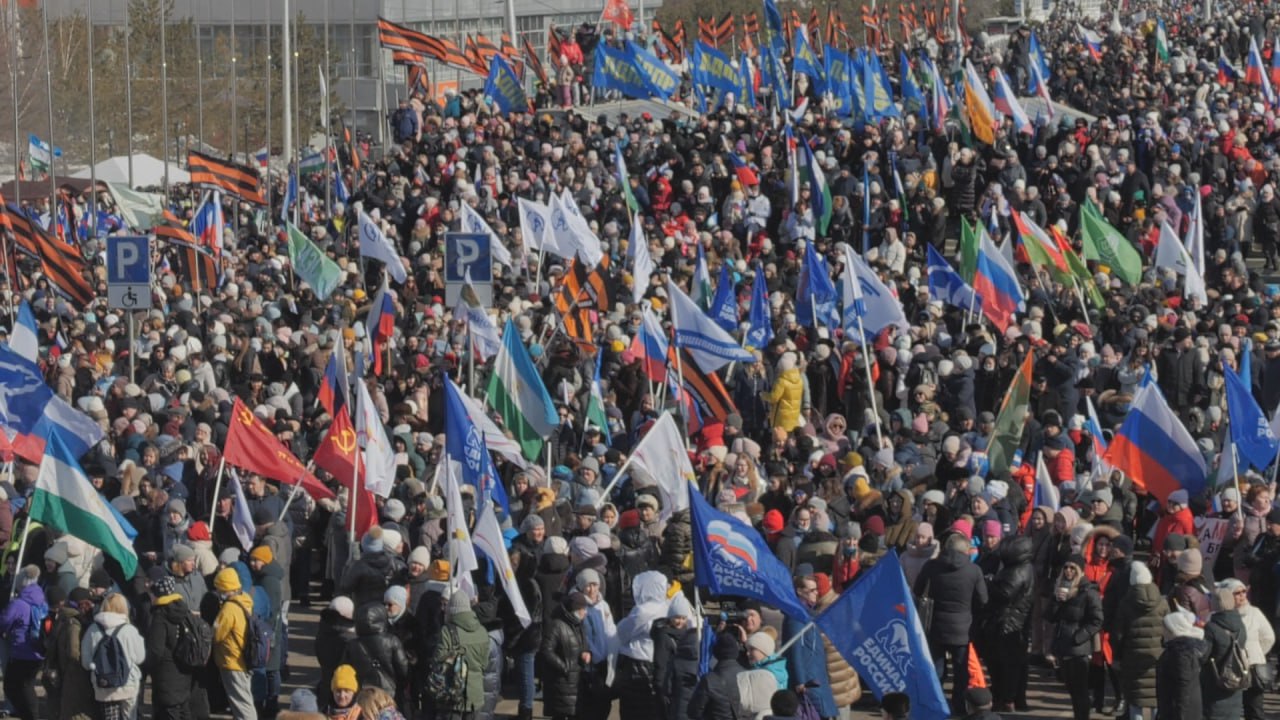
169,240 -> 220,293
473,34 -> 501,69
523,36 -> 548,85
391,50 -> 426,67
666,347 -> 736,429
713,13 -> 734,47
653,20 -> 684,64
743,12 -> 759,36
154,209 -> 197,246
499,33 -> 524,77
672,19 -> 687,49
548,25 -> 566,68
808,8 -> 821,42
377,17 -> 470,71
406,64 -> 430,98
464,36 -> 487,76
188,151 -> 266,205
879,5 -> 891,45
5,203 -> 94,308
698,17 -> 714,46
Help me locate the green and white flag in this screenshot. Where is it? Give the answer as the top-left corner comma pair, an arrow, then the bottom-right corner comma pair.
29,433 -> 138,578
1155,19 -> 1169,62
586,352 -> 610,437
107,182 -> 165,230
286,222 -> 344,298
28,134 -> 60,176
1080,199 -> 1143,285
486,318 -> 560,461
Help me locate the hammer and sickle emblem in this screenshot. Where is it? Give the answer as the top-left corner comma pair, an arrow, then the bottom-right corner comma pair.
237,407 -> 255,426
333,427 -> 356,454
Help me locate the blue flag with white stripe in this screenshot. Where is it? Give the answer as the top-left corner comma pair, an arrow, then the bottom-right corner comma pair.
746,264 -> 774,349
1224,361 -> 1279,472
667,279 -> 753,373
708,264 -> 739,332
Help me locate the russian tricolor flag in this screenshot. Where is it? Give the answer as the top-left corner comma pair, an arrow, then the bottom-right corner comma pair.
728,152 -> 759,187
1246,37 -> 1276,105
191,192 -> 225,255
992,67 -> 1033,135
1103,372 -> 1206,503
629,307 -> 669,383
367,279 -> 396,376
971,224 -> 1024,333
1271,36 -> 1280,87
1078,25 -> 1102,61
1217,54 -> 1241,86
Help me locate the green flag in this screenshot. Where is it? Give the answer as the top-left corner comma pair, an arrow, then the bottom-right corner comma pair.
988,351 -> 1033,478
615,145 -> 639,215
1155,20 -> 1169,62
1063,238 -> 1106,309
286,222 -> 343,298
1080,199 -> 1143,285
959,216 -> 979,284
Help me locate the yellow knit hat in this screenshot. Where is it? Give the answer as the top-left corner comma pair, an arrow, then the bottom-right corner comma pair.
213,567 -> 241,593
331,664 -> 358,693
249,546 -> 273,565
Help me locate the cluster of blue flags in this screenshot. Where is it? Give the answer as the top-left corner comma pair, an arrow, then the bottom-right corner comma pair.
690,41 -> 739,111
796,241 -> 840,328
484,55 -> 528,114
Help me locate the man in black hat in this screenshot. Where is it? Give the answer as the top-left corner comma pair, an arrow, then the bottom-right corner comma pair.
1157,325 -> 1203,414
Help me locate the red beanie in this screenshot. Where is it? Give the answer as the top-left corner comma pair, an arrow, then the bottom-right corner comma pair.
763,509 -> 785,533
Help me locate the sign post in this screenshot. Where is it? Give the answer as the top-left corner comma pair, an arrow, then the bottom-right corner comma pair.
444,232 -> 493,306
106,236 -> 152,383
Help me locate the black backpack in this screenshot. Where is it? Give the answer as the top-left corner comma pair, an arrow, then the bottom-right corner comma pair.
174,612 -> 214,670
1210,628 -> 1252,691
90,624 -> 131,689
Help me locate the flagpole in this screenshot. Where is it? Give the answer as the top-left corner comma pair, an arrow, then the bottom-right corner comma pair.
323,0 -> 332,215
195,5 -> 204,150
278,472 -> 304,523
348,378 -> 362,551
207,456 -> 227,537
668,284 -> 693,452
774,620 -> 817,657
856,314 -> 884,448
284,0 -> 294,212
595,442 -> 644,505
266,0 -> 273,174
9,519 -> 31,598
123,0 -> 133,186
87,0 -> 97,239
8,1 -> 18,205
40,1 -> 56,209
160,0 -> 170,200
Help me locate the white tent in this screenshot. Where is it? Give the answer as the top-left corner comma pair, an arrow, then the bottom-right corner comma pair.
71,154 -> 190,186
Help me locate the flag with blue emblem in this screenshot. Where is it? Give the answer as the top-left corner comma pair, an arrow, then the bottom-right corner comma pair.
840,243 -> 909,343
746,265 -> 774,349
0,345 -> 103,459
667,279 -> 753,373
926,245 -> 982,312
1224,360 -> 1278,472
796,240 -> 839,329
814,550 -> 949,720
444,375 -> 509,516
689,486 -> 811,622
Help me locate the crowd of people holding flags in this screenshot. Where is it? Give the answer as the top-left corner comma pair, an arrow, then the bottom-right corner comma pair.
6,1 -> 1280,720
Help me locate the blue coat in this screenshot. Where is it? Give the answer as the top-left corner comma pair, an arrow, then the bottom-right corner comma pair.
1,584 -> 46,661
783,614 -> 836,717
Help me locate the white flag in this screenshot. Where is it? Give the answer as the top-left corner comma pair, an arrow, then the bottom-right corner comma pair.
838,243 -> 910,342
630,218 -> 654,303
358,211 -> 408,283
626,413 -> 696,520
459,202 -> 514,268
666,279 -> 754,372
443,459 -> 479,598
1155,220 -> 1207,305
459,269 -> 502,361
473,498 -> 531,626
356,381 -> 396,497
517,197 -> 561,257
549,190 -> 604,267
228,471 -> 257,552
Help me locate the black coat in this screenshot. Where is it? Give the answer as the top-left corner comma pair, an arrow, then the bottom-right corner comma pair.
1047,580 -> 1103,659
1200,610 -> 1247,720
652,619 -> 699,720
686,657 -> 745,720
337,551 -> 404,608
1156,635 -> 1206,720
538,604 -> 587,718
914,547 -> 989,647
145,595 -> 195,707
315,608 -> 356,704
343,602 -> 411,694
536,553 -> 571,626
984,537 -> 1035,636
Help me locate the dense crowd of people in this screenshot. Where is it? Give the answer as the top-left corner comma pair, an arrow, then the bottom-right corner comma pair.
3,2 -> 1280,720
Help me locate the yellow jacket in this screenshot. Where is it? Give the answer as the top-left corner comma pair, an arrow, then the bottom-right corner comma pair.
213,591 -> 254,671
767,368 -> 806,431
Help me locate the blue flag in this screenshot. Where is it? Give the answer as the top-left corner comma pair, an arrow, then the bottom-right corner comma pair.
926,245 -> 982,312
814,551 -> 949,720
863,50 -> 900,120
282,170 -> 298,221
708,264 -> 739,332
691,41 -> 739,95
824,45 -> 855,117
1027,31 -> 1051,93
593,43 -> 654,100
899,51 -> 928,120
483,55 -> 528,115
796,241 -> 838,328
792,26 -> 826,93
1224,363 -> 1278,472
746,264 -> 774,349
737,54 -> 756,108
626,41 -> 680,100
761,41 -> 790,108
689,487 -> 811,622
334,172 -> 350,204
444,376 -> 510,516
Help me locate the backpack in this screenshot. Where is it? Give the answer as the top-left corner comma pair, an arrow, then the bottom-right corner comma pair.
1210,628 -> 1252,692
174,612 -> 214,670
424,626 -> 469,710
90,624 -> 131,690
233,602 -> 273,670
24,602 -> 49,647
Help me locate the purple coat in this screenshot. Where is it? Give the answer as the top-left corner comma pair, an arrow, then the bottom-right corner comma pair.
1,584 -> 47,661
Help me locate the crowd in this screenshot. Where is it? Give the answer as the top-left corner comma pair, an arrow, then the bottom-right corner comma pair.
4,2 -> 1280,720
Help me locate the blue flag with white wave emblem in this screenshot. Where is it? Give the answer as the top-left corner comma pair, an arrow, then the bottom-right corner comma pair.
444,376 -> 509,515
1224,362 -> 1278,472
689,488 -> 810,622
814,550 -> 949,720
